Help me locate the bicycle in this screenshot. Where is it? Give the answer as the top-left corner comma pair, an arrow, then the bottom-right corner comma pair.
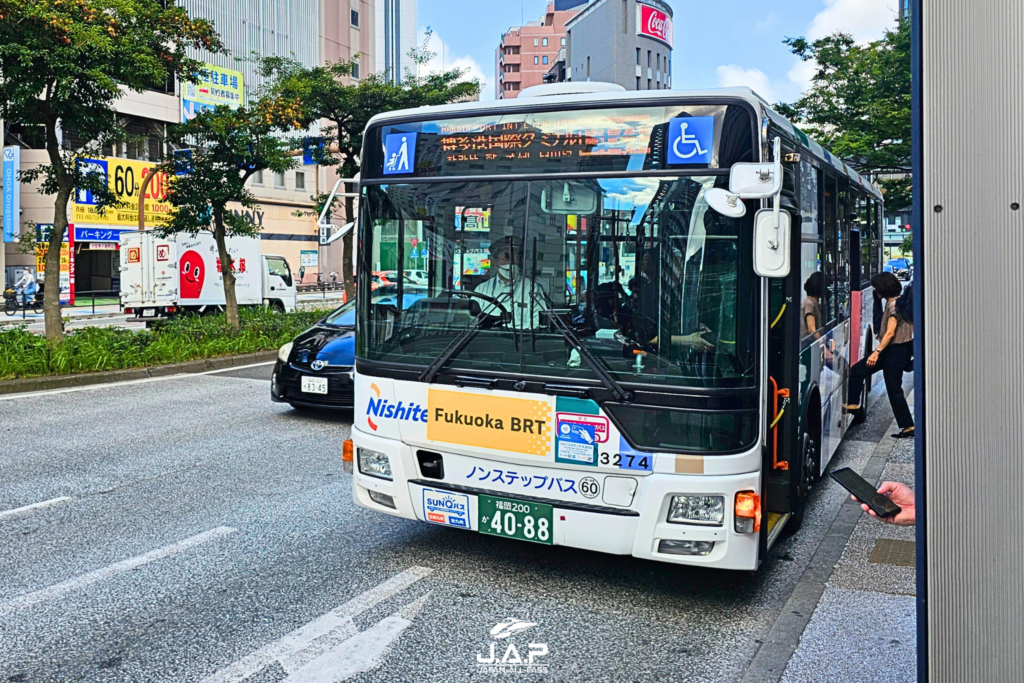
3,288 -> 43,316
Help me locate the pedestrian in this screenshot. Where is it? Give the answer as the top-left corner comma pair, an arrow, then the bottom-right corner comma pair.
852,481 -> 916,526
801,271 -> 824,338
299,265 -> 306,283
331,271 -> 337,288
844,272 -> 915,438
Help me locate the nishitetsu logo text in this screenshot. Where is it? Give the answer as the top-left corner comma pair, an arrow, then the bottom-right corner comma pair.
366,398 -> 427,431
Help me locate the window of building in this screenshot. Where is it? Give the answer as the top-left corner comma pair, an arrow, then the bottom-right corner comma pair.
274,171 -> 285,189
534,56 -> 539,65
648,78 -> 652,90
586,56 -> 590,78
534,38 -> 539,46
543,56 -> 548,65
542,38 -> 548,47
295,171 -> 305,190
561,37 -> 566,46
350,9 -> 359,27
253,170 -> 264,186
648,50 -> 652,67
637,76 -> 641,90
636,48 -> 641,65
351,62 -> 360,79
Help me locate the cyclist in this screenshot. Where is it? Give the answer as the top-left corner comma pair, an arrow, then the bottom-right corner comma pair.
14,271 -> 37,308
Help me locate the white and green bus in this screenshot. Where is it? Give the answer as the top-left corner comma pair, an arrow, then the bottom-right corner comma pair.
345,83 -> 883,570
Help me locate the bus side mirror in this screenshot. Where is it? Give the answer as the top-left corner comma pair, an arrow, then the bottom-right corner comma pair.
753,208 -> 791,278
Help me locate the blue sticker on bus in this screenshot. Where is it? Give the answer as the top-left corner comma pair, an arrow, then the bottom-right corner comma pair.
617,436 -> 655,471
666,117 -> 714,165
422,487 -> 471,528
383,132 -> 417,175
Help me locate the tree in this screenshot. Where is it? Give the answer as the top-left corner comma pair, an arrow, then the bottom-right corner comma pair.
0,0 -> 219,340
160,99 -> 298,329
263,29 -> 479,301
779,20 -> 911,212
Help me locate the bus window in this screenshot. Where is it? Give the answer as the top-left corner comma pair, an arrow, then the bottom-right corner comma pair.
822,173 -> 838,325
860,195 -> 872,286
836,181 -> 850,319
869,200 -> 881,276
799,160 -> 823,340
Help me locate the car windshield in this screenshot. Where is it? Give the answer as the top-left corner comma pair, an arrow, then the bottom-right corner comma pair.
358,177 -> 757,389
322,300 -> 356,327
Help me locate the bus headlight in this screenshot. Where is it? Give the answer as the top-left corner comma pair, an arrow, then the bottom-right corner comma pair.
667,495 -> 724,525
278,341 -> 293,362
358,448 -> 392,480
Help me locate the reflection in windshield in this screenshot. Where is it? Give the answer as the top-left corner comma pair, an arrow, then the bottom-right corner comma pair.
357,177 -> 756,389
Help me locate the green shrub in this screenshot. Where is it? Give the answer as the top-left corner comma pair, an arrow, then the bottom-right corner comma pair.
0,308 -> 334,381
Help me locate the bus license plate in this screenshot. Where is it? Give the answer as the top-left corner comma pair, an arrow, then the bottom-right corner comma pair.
478,495 -> 553,545
301,376 -> 328,394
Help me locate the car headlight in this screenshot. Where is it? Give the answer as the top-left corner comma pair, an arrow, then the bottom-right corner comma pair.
278,341 -> 293,362
667,495 -> 725,526
358,448 -> 392,480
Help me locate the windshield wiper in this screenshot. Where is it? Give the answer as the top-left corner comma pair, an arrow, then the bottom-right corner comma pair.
543,310 -> 633,404
418,291 -> 513,384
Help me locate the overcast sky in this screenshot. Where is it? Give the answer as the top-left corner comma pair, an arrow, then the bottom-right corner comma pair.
416,0 -> 901,103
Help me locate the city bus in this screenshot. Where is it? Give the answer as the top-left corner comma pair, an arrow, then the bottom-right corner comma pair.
345,84 -> 883,570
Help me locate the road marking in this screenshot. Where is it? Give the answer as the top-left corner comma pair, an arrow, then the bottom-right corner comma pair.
0,361 -> 276,401
201,566 -> 433,683
0,526 -> 236,617
0,496 -> 73,521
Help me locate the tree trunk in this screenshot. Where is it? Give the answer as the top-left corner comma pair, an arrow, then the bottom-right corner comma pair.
213,211 -> 240,329
341,177 -> 356,302
43,184 -> 72,342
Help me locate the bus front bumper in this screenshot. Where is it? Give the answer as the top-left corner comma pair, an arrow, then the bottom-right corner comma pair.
350,429 -> 762,571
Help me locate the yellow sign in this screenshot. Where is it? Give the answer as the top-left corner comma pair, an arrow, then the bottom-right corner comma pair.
72,157 -> 172,227
427,389 -> 553,456
183,62 -> 244,121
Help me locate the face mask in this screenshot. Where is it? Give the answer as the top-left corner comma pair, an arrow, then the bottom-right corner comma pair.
497,264 -> 519,279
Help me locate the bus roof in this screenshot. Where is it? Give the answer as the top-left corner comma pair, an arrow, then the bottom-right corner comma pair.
365,86 -> 883,201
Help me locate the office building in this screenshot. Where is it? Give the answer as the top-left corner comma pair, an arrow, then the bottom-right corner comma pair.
566,0 -> 674,91
376,0 -> 418,83
495,1 -> 587,99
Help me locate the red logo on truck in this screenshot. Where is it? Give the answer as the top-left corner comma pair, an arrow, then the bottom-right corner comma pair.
639,4 -> 672,47
179,250 -> 205,299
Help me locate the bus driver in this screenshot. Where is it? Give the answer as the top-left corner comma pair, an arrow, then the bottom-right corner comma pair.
474,235 -> 549,329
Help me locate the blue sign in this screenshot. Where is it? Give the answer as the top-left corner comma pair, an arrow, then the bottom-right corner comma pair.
3,146 -> 19,242
74,227 -> 125,243
383,133 -> 417,175
666,116 -> 714,165
302,137 -> 325,165
75,158 -> 108,205
173,149 -> 193,176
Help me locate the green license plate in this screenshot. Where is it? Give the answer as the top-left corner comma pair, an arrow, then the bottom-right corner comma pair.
477,495 -> 553,545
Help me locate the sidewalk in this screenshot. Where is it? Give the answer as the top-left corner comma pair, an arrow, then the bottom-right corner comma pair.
0,303 -> 123,326
780,392 -> 917,683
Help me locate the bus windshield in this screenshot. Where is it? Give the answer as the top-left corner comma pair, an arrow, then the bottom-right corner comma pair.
357,176 -> 757,390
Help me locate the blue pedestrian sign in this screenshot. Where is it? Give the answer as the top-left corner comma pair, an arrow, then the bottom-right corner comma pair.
666,117 -> 714,165
383,133 -> 417,175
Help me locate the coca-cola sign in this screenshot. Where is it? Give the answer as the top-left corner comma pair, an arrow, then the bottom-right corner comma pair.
638,4 -> 673,47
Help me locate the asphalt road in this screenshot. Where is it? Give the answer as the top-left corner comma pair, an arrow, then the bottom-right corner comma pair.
0,364 -> 898,683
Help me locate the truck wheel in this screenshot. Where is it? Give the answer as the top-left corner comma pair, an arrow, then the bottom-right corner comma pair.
271,300 -> 285,313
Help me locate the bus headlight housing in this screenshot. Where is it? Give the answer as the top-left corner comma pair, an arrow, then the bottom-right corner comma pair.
667,495 -> 724,525
358,448 -> 392,480
278,341 -> 293,362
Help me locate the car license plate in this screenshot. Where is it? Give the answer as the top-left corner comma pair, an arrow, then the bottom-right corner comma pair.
301,376 -> 328,394
478,495 -> 553,545
143,308 -> 155,317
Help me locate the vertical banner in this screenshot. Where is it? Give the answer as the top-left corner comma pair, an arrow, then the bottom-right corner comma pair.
36,223 -> 75,304
3,146 -> 19,242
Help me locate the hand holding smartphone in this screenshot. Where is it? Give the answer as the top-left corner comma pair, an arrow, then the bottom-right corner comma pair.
830,467 -> 902,518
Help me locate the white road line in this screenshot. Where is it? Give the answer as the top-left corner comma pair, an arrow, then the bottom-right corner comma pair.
0,526 -> 236,617
0,361 -> 276,401
201,566 -> 433,683
0,496 -> 73,521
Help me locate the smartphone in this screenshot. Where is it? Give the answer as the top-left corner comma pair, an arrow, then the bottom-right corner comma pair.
830,467 -> 901,518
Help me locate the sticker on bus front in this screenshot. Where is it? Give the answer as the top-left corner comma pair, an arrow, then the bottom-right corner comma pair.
422,488 -> 471,528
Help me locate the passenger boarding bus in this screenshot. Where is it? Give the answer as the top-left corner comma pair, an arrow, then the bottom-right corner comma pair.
345,84 -> 883,571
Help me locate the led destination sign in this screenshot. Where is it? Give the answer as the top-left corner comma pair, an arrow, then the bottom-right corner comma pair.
366,104 -> 754,178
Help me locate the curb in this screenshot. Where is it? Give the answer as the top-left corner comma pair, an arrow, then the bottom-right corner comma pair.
0,311 -> 124,327
739,421 -> 900,683
0,350 -> 278,396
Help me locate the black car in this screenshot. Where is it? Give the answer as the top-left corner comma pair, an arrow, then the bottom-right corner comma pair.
272,300 -> 356,410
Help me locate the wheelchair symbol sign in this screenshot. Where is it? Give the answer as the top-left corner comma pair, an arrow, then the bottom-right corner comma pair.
666,117 -> 714,165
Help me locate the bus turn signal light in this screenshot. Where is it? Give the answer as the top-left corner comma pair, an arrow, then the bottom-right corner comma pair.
735,492 -> 761,533
342,439 -> 354,474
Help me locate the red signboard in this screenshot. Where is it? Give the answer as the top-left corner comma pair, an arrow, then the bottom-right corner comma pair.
638,4 -> 673,47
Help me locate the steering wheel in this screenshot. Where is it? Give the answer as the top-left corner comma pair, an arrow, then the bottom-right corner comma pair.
439,289 -> 512,322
